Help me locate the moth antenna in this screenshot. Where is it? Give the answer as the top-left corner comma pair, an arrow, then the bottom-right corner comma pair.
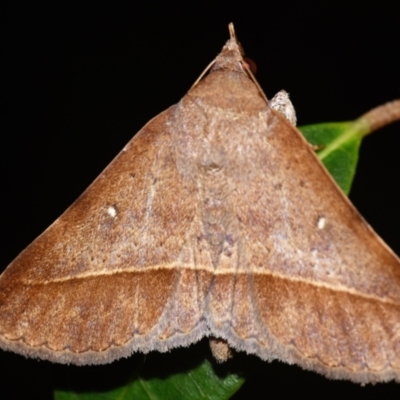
241,61 -> 269,104
191,59 -> 217,88
231,23 -> 268,103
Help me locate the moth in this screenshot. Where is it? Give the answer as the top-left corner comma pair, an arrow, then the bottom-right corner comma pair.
1,24 -> 400,384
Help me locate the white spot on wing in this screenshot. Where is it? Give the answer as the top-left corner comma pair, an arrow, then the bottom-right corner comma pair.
317,217 -> 326,230
107,206 -> 117,218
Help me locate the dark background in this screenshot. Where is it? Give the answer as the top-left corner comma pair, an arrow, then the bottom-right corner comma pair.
1,2 -> 400,399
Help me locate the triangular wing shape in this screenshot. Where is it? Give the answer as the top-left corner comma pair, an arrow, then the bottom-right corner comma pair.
0,107 -> 212,364
0,25 -> 400,384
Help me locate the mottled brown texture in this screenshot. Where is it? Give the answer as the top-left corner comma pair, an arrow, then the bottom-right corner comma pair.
0,24 -> 400,383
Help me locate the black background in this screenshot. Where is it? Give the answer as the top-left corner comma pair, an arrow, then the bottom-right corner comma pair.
1,2 -> 400,399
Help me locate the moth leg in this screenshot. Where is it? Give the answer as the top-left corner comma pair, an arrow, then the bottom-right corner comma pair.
270,91 -> 325,151
270,90 -> 297,126
209,337 -> 233,363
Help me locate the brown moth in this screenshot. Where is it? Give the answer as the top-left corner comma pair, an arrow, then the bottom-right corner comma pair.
1,23 -> 400,384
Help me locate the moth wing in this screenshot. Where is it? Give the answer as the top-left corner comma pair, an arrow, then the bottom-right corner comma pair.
0,106 -> 210,364
206,108 -> 400,383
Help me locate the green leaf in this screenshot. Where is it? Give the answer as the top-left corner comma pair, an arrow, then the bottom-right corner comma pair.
54,355 -> 244,400
298,120 -> 369,195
